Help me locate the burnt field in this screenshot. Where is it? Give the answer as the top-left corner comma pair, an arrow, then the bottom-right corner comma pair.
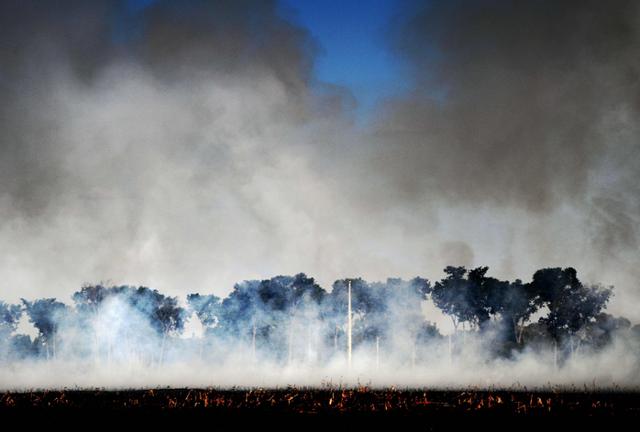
2,387 -> 640,423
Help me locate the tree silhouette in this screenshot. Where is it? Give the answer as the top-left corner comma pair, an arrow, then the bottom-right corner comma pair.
532,268 -> 612,343
21,298 -> 68,359
432,266 -> 494,331
497,279 -> 539,344
0,301 -> 23,359
0,267 -> 625,365
0,301 -> 22,336
218,275 -> 326,360
186,293 -> 221,332
72,284 -> 109,315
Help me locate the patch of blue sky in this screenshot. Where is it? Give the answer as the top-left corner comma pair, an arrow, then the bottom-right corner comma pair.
118,0 -> 413,123
280,0 -> 412,124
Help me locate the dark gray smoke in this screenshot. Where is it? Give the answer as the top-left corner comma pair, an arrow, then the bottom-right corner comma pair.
0,0 -> 356,300
378,0 -> 639,209
0,0 -> 316,217
365,0 -> 640,318
1,0 -> 639,327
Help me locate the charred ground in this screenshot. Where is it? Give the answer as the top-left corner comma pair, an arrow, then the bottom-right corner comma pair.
3,387 -> 640,423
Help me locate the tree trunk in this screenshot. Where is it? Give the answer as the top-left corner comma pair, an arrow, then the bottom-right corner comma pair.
462,323 -> 466,347
252,323 -> 256,361
516,322 -> 525,345
160,331 -> 167,367
411,343 -> 416,368
570,335 -> 575,358
306,325 -> 311,362
288,318 -> 294,365
94,330 -> 100,366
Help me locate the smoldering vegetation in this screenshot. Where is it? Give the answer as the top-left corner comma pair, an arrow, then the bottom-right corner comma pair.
1,267 -> 640,390
5,388 -> 640,419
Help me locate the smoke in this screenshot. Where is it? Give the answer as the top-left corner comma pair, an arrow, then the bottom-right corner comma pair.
1,0 -> 640,388
380,0 -> 639,209
367,0 -> 640,319
3,338 -> 638,390
0,0 -> 362,299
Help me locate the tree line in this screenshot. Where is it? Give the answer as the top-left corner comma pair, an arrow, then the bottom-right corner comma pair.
0,267 -> 637,365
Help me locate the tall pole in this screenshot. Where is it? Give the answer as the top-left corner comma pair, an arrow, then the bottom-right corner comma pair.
347,280 -> 352,369
288,317 -> 294,365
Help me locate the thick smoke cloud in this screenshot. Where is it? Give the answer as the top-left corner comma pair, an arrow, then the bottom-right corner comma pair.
0,0 -> 360,300
0,0 -> 318,217
380,0 -> 639,209
1,0 -> 640,330
368,0 -> 640,318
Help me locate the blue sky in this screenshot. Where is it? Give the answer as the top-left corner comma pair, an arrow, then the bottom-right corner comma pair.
125,0 -> 407,122
281,0 -> 408,121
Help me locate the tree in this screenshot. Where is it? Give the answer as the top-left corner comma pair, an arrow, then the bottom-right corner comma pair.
431,266 -> 497,331
186,293 -> 221,332
0,301 -> 22,336
72,284 -> 110,350
494,279 -> 539,344
73,285 -> 187,337
9,334 -> 37,360
378,277 -> 432,360
21,298 -> 68,359
121,287 -> 186,337
531,267 -> 612,351
72,284 -> 109,313
416,321 -> 442,343
0,301 -> 23,360
326,278 -> 387,349
432,267 -> 470,331
71,285 -> 187,364
218,275 -> 326,362
582,313 -> 630,350
290,273 -> 326,308
124,287 -> 186,365
465,266 -> 494,330
219,280 -> 260,337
